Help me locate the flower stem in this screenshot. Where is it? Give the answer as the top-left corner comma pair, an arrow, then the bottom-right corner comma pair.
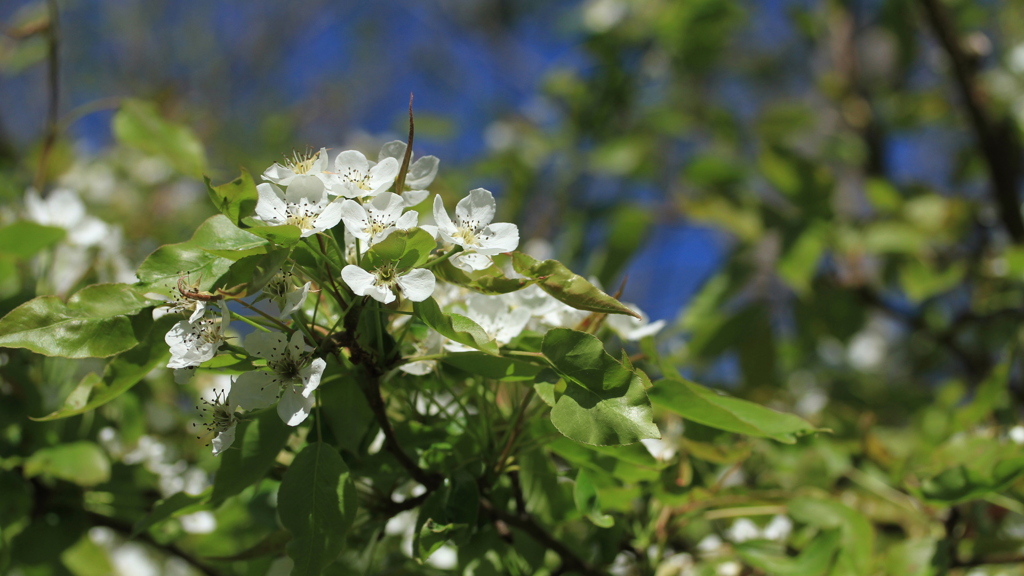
423,245 -> 463,269
233,299 -> 290,331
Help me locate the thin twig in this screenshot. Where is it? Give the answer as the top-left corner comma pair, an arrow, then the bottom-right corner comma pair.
479,498 -> 604,576
919,0 -> 1024,243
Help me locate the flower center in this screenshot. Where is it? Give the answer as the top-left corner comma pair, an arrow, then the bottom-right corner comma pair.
374,263 -> 399,289
286,149 -> 320,175
453,227 -> 479,246
286,203 -> 318,230
343,168 -> 373,191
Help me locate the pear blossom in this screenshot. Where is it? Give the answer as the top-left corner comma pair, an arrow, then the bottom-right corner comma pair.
165,302 -> 231,371
24,188 -> 108,247
230,331 -> 326,426
432,188 -> 519,271
194,388 -> 239,456
445,293 -> 530,352
253,180 -> 342,238
339,192 -> 418,252
379,140 -> 439,206
262,147 -> 333,188
329,150 -> 400,198
605,303 -> 665,341
342,262 -> 435,304
260,270 -> 310,318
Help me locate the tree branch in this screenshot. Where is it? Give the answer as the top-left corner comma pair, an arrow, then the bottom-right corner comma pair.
919,0 -> 1024,243
479,498 -> 605,576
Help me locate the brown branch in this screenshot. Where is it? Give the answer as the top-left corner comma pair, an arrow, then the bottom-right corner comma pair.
479,498 -> 605,576
393,94 -> 415,195
919,0 -> 1024,243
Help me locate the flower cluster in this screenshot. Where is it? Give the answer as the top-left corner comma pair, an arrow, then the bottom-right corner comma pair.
160,141 -> 661,455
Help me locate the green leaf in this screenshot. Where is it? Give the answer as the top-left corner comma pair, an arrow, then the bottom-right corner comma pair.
441,352 -> 543,381
574,469 -> 614,528
32,314 -> 175,420
547,434 -> 667,484
542,328 -> 636,392
735,529 -> 840,576
132,490 -> 210,538
913,436 -> 1024,504
24,441 -> 110,486
0,221 -> 65,259
433,258 -> 530,295
205,169 -> 258,226
414,297 -> 499,355
542,329 -> 659,445
0,283 -> 155,358
211,408 -> 292,504
245,224 -> 303,247
649,378 -> 819,444
112,99 -> 207,178
364,228 -> 438,269
278,442 -> 356,576
778,222 -> 827,296
136,215 -> 266,291
511,252 -> 640,318
789,498 -> 874,576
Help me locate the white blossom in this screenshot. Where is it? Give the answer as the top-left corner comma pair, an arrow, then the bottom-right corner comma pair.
230,331 -> 326,426
329,150 -> 400,198
399,330 -> 443,375
253,180 -> 342,238
194,388 -> 239,456
341,263 -> 435,304
24,188 -> 108,247
445,293 -> 530,352
165,302 -> 230,370
432,189 -> 519,271
260,270 -> 310,318
379,140 -> 439,206
262,147 -> 333,188
339,192 -> 418,252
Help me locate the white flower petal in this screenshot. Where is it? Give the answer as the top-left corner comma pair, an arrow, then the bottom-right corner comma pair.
452,252 -> 493,271
432,195 -> 458,242
475,222 -> 520,255
367,157 -> 400,193
379,140 -> 406,161
395,210 -> 419,230
284,175 -> 326,204
311,200 -> 344,235
300,358 -> 327,397
244,331 -> 289,364
279,282 -> 310,317
211,422 -> 236,456
340,200 -> 370,240
406,156 -> 439,189
255,183 -> 289,225
230,370 -> 282,411
456,188 -> 496,228
397,268 -> 436,302
401,189 -> 430,207
287,330 -> 308,362
341,265 -> 377,295
278,386 -> 315,426
334,150 -> 370,175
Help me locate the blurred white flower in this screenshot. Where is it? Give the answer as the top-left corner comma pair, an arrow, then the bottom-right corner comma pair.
606,303 -> 665,341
